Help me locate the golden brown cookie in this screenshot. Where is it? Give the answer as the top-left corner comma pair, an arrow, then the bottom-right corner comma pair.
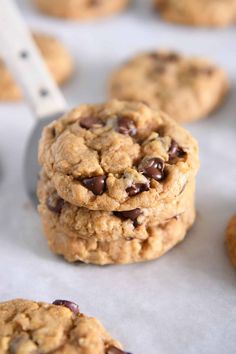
38,100 -> 199,211
154,0 -> 236,27
34,0 -> 129,20
226,214 -> 236,267
0,299 -> 130,354
38,191 -> 195,265
0,33 -> 74,102
38,170 -> 195,243
109,50 -> 229,123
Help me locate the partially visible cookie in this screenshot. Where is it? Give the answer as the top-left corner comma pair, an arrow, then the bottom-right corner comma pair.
0,299 -> 131,354
0,33 -> 74,101
226,214 -> 236,267
110,51 -> 229,123
154,0 -> 236,27
38,100 -> 199,211
34,0 -> 129,20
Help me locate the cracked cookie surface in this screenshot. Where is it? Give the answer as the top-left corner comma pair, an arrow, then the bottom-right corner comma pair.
39,100 -> 199,211
0,33 -> 73,101
154,0 -> 236,27
0,299 -> 129,354
110,51 -> 229,123
34,0 -> 129,20
226,214 -> 236,267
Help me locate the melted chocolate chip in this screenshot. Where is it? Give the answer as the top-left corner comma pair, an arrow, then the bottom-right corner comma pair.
106,346 -> 132,354
168,139 -> 186,163
116,116 -> 137,137
114,208 -> 142,227
52,300 -> 80,315
139,158 -> 165,181
80,116 -> 103,129
82,175 -> 107,195
126,183 -> 150,197
46,193 -> 64,214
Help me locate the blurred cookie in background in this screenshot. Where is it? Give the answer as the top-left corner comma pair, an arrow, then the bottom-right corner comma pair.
109,50 -> 229,123
154,0 -> 236,28
226,214 -> 236,267
0,33 -> 74,101
34,0 -> 129,21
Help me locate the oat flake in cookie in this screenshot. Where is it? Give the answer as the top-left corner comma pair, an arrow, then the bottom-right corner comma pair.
0,299 -> 132,354
154,0 -> 236,27
38,100 -> 199,211
0,33 -> 73,101
226,214 -> 236,267
34,0 -> 129,20
110,51 -> 229,123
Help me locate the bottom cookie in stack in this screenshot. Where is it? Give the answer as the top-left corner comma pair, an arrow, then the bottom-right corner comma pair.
38,173 -> 196,265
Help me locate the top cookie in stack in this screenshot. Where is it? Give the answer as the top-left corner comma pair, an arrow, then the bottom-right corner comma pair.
38,100 -> 199,265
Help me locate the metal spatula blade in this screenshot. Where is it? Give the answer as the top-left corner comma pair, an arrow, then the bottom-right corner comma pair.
0,0 -> 67,208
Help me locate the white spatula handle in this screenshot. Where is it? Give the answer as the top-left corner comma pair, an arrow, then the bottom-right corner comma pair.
0,0 -> 67,118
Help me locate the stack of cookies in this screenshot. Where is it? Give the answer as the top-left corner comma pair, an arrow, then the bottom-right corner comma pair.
37,100 -> 199,265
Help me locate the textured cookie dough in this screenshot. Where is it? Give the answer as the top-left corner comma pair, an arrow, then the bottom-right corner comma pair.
39,100 -> 199,211
0,299 -> 130,354
34,0 -> 129,20
110,51 -> 229,123
154,0 -> 236,27
39,194 -> 195,265
38,170 -> 195,242
226,214 -> 236,267
0,33 -> 73,101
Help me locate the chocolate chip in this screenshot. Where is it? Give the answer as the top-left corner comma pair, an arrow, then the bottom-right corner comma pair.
82,175 -> 107,195
168,139 -> 186,163
126,183 -> 150,197
116,116 -> 137,137
80,116 -> 103,129
114,208 -> 142,227
46,193 -> 64,214
52,300 -> 80,315
106,346 -> 132,354
139,158 -> 165,181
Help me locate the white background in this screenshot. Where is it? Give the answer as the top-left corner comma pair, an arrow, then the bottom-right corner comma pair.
0,0 -> 236,353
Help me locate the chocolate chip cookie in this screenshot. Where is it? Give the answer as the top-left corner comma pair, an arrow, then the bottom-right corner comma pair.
39,203 -> 195,265
34,0 -> 129,20
37,168 -> 196,264
110,51 -> 229,123
154,0 -> 236,27
0,299 -> 131,353
0,33 -> 74,101
39,100 -> 199,211
226,214 -> 236,267
38,170 -> 195,242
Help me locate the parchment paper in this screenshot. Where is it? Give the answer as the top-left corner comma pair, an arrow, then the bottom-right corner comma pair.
0,0 -> 235,353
